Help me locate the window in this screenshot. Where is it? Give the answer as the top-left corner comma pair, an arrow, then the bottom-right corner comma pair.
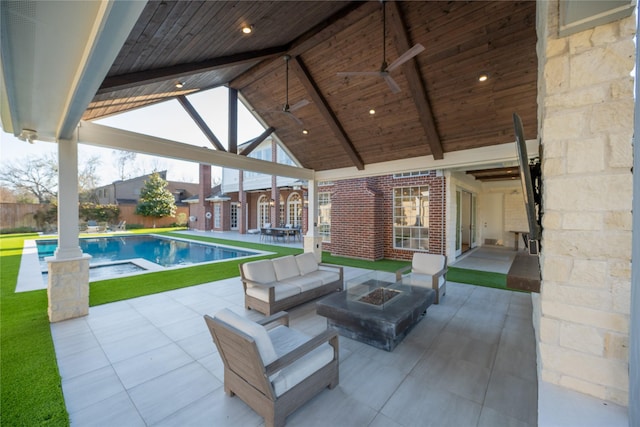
287,193 -> 302,227
258,195 -> 270,227
213,204 -> 221,229
318,192 -> 331,242
393,186 -> 429,250
393,170 -> 430,178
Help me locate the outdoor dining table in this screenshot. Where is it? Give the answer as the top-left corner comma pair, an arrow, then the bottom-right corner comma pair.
260,227 -> 301,243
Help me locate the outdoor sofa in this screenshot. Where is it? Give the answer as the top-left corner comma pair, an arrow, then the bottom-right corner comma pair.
239,253 -> 344,315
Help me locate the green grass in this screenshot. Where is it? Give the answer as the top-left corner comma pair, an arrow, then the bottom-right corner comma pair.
0,233 -> 69,426
447,266 -> 507,289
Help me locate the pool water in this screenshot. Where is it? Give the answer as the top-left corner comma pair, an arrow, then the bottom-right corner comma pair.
42,262 -> 145,283
36,235 -> 259,270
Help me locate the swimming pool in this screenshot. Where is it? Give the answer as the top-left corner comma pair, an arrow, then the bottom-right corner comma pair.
36,234 -> 259,268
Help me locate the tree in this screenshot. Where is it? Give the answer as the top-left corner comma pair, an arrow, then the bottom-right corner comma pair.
0,152 -> 103,204
79,155 -> 102,202
135,172 -> 176,226
112,150 -> 137,180
0,153 -> 58,203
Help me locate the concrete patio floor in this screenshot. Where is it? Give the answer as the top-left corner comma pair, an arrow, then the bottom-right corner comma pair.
52,267 -> 538,426
47,234 -> 628,426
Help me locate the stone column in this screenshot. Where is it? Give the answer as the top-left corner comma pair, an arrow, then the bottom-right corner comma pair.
304,178 -> 323,262
47,138 -> 90,322
535,0 -> 634,405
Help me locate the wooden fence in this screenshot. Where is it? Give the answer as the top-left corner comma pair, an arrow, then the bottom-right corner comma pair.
0,203 -> 48,230
0,203 -> 189,231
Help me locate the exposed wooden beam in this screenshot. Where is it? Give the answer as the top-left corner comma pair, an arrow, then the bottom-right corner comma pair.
230,1 -> 379,91
176,95 -> 226,152
97,45 -> 289,94
240,127 -> 276,156
228,88 -> 238,154
387,1 -> 444,160
290,56 -> 364,170
467,167 -> 519,176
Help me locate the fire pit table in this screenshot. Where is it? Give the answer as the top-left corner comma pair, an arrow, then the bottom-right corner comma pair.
316,270 -> 435,351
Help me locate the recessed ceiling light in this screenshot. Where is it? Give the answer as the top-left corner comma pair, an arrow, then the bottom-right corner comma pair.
242,24 -> 253,34
302,129 -> 309,135
369,109 -> 376,115
478,73 -> 489,82
175,82 -> 184,88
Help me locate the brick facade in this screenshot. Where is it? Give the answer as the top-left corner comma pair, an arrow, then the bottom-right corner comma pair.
322,172 -> 446,261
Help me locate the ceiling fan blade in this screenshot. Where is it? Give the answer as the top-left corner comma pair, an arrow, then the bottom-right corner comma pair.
289,99 -> 310,112
383,74 -> 402,94
386,43 -> 425,72
337,71 -> 383,77
284,111 -> 304,126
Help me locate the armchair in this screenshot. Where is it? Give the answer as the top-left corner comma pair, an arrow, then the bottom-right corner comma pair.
396,253 -> 447,304
204,309 -> 339,427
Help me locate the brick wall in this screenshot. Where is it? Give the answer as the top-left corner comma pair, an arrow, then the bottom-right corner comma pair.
326,173 -> 446,261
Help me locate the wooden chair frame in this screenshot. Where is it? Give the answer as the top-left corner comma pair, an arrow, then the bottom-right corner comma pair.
204,312 -> 339,427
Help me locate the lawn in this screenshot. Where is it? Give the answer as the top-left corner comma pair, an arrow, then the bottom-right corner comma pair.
0,229 -> 413,425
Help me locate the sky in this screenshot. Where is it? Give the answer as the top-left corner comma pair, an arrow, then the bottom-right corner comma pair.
0,87 -> 266,185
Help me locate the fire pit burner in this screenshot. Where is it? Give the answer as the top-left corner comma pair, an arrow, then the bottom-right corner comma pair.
358,287 -> 401,306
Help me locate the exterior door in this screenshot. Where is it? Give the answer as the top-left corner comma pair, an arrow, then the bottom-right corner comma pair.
230,203 -> 239,230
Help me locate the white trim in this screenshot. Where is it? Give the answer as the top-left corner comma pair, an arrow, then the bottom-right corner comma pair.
77,121 -> 314,180
315,140 -> 539,181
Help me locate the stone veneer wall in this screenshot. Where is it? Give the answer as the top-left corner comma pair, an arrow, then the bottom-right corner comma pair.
535,0 -> 634,405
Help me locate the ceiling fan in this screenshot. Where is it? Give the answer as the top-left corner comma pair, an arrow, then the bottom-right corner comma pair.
261,55 -> 310,125
337,1 -> 424,94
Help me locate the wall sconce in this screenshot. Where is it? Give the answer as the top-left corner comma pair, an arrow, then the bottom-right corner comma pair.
269,198 -> 275,207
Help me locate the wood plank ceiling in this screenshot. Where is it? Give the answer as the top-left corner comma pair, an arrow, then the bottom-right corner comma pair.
84,1 -> 538,173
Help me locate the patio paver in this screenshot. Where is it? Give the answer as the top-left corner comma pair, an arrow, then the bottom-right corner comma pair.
52,268 -> 538,427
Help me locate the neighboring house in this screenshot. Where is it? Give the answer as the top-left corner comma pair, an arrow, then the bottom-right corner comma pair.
94,171 -> 199,206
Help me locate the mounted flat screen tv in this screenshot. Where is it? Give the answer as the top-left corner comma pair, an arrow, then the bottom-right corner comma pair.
513,113 -> 541,255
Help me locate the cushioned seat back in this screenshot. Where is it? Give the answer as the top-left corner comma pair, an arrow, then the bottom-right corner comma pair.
295,252 -> 319,275
243,259 -> 277,283
213,309 -> 278,364
412,253 -> 445,275
272,255 -> 301,281
205,309 -> 277,399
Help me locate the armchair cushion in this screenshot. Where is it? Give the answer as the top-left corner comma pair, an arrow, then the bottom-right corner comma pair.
214,308 -> 278,365
268,325 -> 334,396
403,272 -> 446,288
412,253 -> 445,275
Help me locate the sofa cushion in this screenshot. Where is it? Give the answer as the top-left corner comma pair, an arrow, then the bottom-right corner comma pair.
272,255 -> 301,281
268,325 -> 334,397
412,253 -> 445,275
280,275 -> 323,292
305,269 -> 340,285
243,259 -> 277,283
295,252 -> 319,275
214,308 -> 278,365
246,283 -> 300,302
